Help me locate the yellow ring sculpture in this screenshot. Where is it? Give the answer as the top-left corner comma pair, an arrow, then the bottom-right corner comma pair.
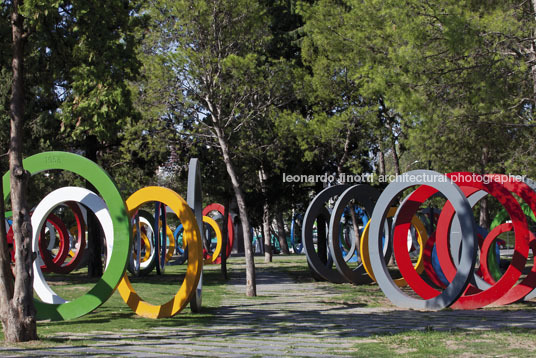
117,186 -> 203,318
203,216 -> 222,264
161,222 -> 175,263
132,225 -> 152,264
360,207 -> 428,287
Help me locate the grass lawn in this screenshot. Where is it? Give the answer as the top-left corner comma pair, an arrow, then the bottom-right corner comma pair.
1,260 -> 231,346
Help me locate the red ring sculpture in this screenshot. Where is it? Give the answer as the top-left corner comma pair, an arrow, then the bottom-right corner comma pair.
38,213 -> 71,273
389,173 -> 536,309
202,203 -> 234,262
39,202 -> 87,274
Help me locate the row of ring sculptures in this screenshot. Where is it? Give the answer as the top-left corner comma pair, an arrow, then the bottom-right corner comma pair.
4,151 -> 233,321
7,152 -> 535,319
302,172 -> 536,310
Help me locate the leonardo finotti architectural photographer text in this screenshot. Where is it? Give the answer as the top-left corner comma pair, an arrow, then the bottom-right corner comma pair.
282,172 -> 526,184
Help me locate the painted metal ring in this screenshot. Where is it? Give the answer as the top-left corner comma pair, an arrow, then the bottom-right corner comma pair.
203,216 -> 223,264
128,210 -> 157,276
116,186 -> 202,318
360,207 -> 427,287
202,203 -> 234,259
368,170 -> 476,310
31,187 -> 116,310
479,223 -> 536,304
328,184 -> 380,284
2,151 -> 130,321
38,213 -> 71,273
303,185 -> 350,284
39,202 -> 87,274
431,174 -> 528,309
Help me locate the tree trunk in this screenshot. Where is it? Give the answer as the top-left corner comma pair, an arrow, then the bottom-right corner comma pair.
0,176 -> 14,337
258,168 -> 272,263
390,135 -> 401,176
348,206 -> 361,257
1,0 -> 38,342
262,201 -> 272,263
336,122 -> 353,178
275,211 -> 289,255
214,126 -> 256,296
479,198 -> 490,230
377,139 -> 386,177
317,215 -> 328,264
85,135 -> 103,278
220,198 -> 229,279
479,147 -> 490,230
531,0 -> 536,103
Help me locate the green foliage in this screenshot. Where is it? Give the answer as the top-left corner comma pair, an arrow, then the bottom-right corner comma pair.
3,0 -> 536,224
299,0 -> 536,178
0,1 -> 167,193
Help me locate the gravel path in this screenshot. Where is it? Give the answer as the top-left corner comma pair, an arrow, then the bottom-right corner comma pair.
2,262 -> 536,357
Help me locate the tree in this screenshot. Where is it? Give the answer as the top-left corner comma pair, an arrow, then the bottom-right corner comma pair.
142,0 -> 285,296
298,0 -> 404,181
0,0 -> 37,342
0,0 -> 151,340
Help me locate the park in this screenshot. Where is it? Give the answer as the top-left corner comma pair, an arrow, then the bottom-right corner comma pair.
2,0 -> 536,357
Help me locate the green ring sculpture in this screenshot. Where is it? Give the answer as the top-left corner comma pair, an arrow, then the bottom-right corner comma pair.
2,151 -> 130,321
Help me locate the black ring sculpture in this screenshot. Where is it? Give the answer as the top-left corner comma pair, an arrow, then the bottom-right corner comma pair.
302,185 -> 350,284
328,184 -> 380,285
127,209 -> 157,276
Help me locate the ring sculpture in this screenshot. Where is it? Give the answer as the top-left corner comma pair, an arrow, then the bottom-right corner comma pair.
202,216 -> 223,264
116,186 -> 203,318
338,206 -> 368,262
367,171 -> 536,310
172,215 -> 223,265
3,152 -> 131,321
154,202 -> 168,274
128,210 -> 157,276
393,173 -> 533,309
302,184 -> 350,284
43,202 -> 87,275
303,184 -> 427,286
38,212 -> 71,273
301,171 -> 536,310
8,212 -> 71,272
360,207 -> 428,287
7,202 -> 87,274
327,184 -> 380,285
127,210 -> 158,276
202,203 -> 234,261
3,151 -> 205,320
187,158 -> 204,313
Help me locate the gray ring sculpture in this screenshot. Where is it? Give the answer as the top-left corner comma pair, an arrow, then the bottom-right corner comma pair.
187,158 -> 204,313
520,177 -> 536,300
328,184 -> 380,284
303,185 -> 350,284
369,170 -> 477,310
448,190 -> 491,290
342,226 -> 357,262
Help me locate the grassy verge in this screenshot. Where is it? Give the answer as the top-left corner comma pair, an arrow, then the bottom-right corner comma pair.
0,261 -> 232,346
344,328 -> 536,357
